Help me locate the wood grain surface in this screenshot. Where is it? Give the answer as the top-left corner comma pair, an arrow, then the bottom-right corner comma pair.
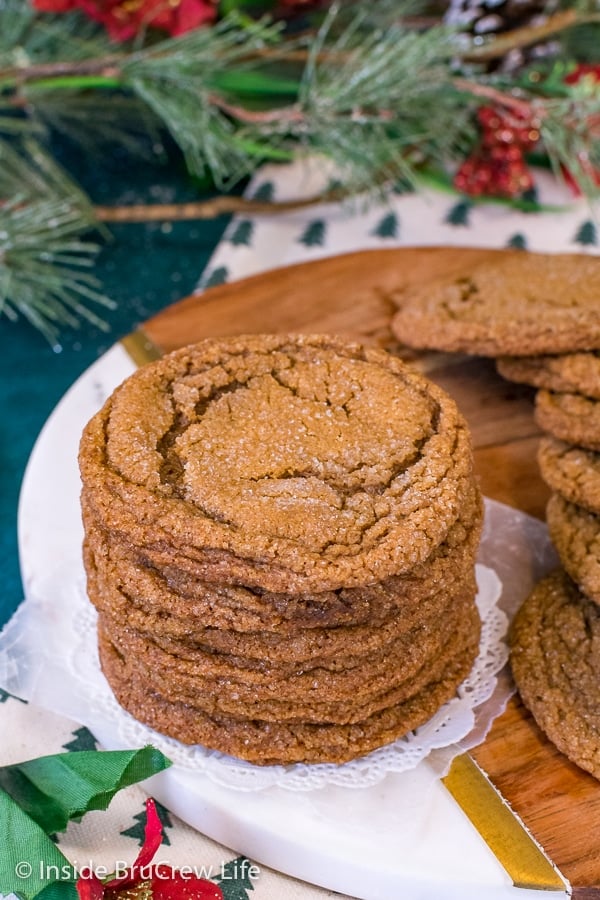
141,247 -> 600,892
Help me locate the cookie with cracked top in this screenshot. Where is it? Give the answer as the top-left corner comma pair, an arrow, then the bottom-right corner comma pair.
80,332 -> 483,765
390,251 -> 600,357
535,390 -> 600,453
538,436 -> 600,516
79,333 -> 476,592
497,350 -> 600,399
510,568 -> 600,781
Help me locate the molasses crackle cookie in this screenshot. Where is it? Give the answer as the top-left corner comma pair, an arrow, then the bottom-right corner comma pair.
390,250 -> 600,357
388,246 -> 600,779
79,334 -> 483,766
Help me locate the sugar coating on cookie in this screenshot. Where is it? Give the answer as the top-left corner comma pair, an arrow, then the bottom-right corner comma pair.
80,333 -> 474,591
498,351 -> 600,399
83,482 -> 482,636
546,493 -> 600,604
535,390 -> 600,453
538,436 -> 600,516
510,568 -> 600,780
98,612 -> 480,765
391,252 -> 600,357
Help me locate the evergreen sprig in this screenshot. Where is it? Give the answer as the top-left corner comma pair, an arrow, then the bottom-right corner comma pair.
294,5 -> 473,192
0,139 -> 112,349
538,76 -> 600,196
121,15 -> 289,185
0,0 -> 599,341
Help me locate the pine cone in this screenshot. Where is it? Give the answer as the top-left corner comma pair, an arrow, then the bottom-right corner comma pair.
444,0 -> 561,70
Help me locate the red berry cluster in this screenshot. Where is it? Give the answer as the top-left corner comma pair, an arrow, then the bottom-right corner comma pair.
454,105 -> 540,199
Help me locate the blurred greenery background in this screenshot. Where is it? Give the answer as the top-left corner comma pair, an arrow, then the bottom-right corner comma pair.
0,139 -> 232,627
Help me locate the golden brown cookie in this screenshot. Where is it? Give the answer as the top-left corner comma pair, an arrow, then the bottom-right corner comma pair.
510,568 -> 600,780
497,351 -> 600,399
390,251 -> 600,357
79,333 -> 476,591
96,585 -> 479,720
535,390 -> 600,453
538,436 -> 600,516
546,493 -> 600,604
83,483 -> 483,637
98,615 -> 480,765
87,540 -> 477,664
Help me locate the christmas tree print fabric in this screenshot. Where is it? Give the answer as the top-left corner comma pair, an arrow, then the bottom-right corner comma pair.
197,159 -> 597,296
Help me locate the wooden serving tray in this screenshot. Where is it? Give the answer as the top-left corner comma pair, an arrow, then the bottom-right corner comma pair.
135,247 -> 600,896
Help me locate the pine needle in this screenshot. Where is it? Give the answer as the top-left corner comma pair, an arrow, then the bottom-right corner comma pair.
120,15 -> 289,185
0,138 -> 112,347
0,0 -> 599,343
538,80 -> 600,201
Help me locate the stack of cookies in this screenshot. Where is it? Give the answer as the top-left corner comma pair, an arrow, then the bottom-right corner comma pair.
391,249 -> 600,779
508,369 -> 600,779
79,333 -> 483,766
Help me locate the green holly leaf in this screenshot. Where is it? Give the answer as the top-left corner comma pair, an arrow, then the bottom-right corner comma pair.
0,746 -> 171,835
36,883 -> 78,900
0,788 -> 77,900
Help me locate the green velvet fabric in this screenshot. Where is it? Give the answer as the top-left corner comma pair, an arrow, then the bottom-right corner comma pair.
0,144 -> 230,627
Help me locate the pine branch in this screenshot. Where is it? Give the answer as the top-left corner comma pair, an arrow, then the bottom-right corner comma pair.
0,139 -> 113,348
0,1 -> 113,66
0,2 -> 597,197
0,0 -> 599,344
94,183 -> 352,222
538,81 -> 600,197
0,196 -> 112,349
285,6 -> 474,193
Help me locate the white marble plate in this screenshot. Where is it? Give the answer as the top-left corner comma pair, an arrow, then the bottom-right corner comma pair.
9,343 -> 563,900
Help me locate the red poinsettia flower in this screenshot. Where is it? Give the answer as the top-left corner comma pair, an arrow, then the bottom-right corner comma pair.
32,0 -> 78,10
76,799 -> 223,900
561,64 -> 600,195
31,0 -> 218,40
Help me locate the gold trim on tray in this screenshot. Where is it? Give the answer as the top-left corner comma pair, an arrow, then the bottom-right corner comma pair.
443,754 -> 567,892
120,329 -> 163,366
